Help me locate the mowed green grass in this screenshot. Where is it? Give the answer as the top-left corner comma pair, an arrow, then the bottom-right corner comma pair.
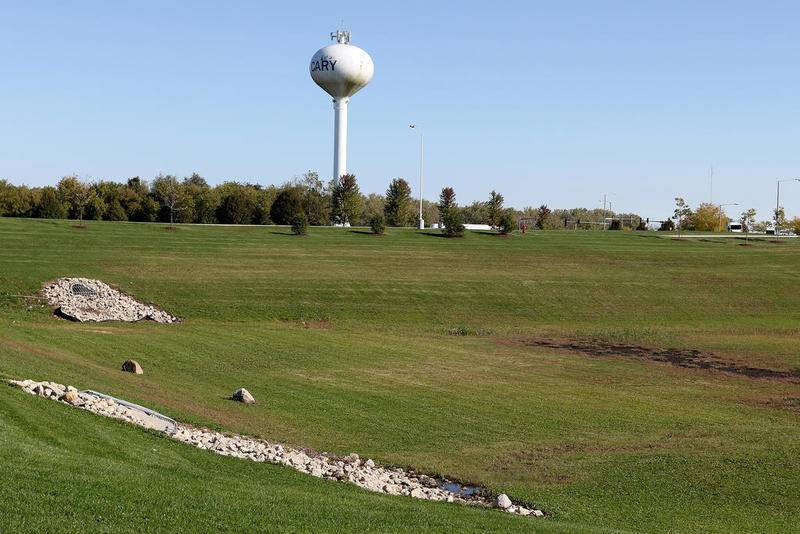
1,218 -> 799,533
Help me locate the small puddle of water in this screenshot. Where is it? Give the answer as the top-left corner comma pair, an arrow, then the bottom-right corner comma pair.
440,481 -> 485,497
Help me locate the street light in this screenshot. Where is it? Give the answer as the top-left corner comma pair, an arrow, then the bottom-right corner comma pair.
719,202 -> 738,233
409,124 -> 424,229
775,178 -> 800,237
602,193 -> 615,230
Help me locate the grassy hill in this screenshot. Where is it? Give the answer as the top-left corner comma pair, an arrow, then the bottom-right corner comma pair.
1,218 -> 798,532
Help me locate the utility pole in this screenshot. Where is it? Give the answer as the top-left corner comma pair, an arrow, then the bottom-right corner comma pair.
709,165 -> 714,203
409,124 -> 424,229
602,193 -> 614,230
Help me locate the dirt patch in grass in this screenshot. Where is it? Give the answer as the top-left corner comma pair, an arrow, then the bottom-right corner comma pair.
447,325 -> 493,337
301,319 -> 332,330
500,337 -> 800,383
742,395 -> 800,412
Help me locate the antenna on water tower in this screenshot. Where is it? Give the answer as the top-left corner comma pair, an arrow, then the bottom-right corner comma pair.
310,30 -> 374,184
331,30 -> 350,44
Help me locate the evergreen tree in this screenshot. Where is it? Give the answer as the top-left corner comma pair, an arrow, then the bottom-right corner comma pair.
535,204 -> 551,230
384,178 -> 413,226
438,187 -> 456,214
438,187 -> 464,237
485,190 -> 504,227
330,174 -> 362,225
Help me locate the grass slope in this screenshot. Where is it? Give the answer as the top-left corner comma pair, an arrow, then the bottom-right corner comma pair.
1,218 -> 798,532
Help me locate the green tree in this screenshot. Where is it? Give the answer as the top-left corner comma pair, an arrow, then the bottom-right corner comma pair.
369,212 -> 386,235
57,176 -> 93,225
461,201 -> 487,224
36,186 -> 66,219
121,177 -> 158,221
151,175 -> 185,226
270,187 -> 304,225
291,212 -> 309,235
254,186 -> 278,224
486,190 -> 504,227
740,208 -> 757,242
216,183 -> 257,224
774,206 -> 787,235
788,216 -> 800,236
361,193 -> 385,225
182,173 -> 219,223
421,199 -> 439,228
498,209 -> 516,235
438,187 -> 464,237
297,171 -> 330,225
673,197 -> 692,238
535,204 -> 551,230
691,203 -> 727,232
384,178 -> 413,226
330,174 -> 362,225
84,186 -> 106,221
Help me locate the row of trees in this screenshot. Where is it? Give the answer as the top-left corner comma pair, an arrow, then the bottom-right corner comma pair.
0,174 -> 541,230
0,173 -> 379,227
1,173 -> 650,232
671,198 -> 800,235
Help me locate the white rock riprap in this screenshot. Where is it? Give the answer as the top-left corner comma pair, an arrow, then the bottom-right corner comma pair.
42,278 -> 178,323
8,379 -> 544,519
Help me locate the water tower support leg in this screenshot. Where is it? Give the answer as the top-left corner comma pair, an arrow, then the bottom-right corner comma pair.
333,98 -> 349,181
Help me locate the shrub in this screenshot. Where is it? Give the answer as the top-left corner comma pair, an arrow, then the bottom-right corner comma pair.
270,188 -> 304,225
609,219 -> 622,230
659,219 -> 675,231
217,185 -> 257,225
441,208 -> 465,237
498,210 -> 516,235
291,212 -> 308,235
369,213 -> 386,235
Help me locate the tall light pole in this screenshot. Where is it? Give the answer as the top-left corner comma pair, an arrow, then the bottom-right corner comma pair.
719,202 -> 738,232
775,178 -> 800,238
409,124 -> 424,229
709,165 -> 714,203
602,193 -> 614,230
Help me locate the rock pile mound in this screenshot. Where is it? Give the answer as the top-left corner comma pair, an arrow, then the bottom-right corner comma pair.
9,378 -> 543,518
10,379 -> 175,432
42,278 -> 178,323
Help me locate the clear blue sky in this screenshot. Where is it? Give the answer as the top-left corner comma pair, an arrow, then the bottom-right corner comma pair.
1,0 -> 798,220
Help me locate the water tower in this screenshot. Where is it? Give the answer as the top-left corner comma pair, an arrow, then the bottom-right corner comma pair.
310,30 -> 374,182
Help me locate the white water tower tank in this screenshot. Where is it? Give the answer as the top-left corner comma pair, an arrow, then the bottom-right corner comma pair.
310,31 -> 374,182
